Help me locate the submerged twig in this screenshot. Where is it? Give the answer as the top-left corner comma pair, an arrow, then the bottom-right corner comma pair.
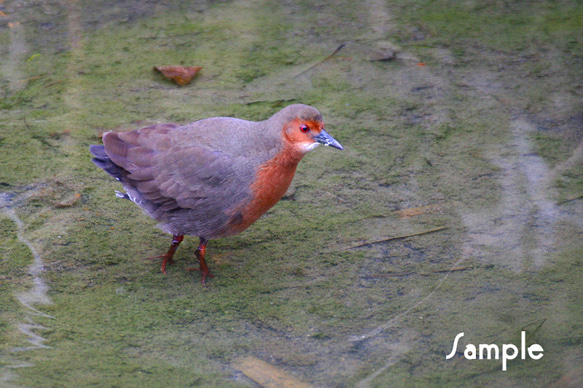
520,318 -> 547,335
23,117 -> 32,131
293,43 -> 346,78
425,265 -> 473,274
23,117 -> 52,147
557,195 -> 583,205
243,98 -> 297,108
339,226 -> 447,251
369,265 -> 474,278
18,75 -> 45,84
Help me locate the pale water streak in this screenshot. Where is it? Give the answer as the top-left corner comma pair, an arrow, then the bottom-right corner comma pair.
0,192 -> 54,378
2,19 -> 29,93
462,118 -> 559,270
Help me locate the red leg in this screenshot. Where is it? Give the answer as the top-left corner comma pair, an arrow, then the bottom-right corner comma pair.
185,237 -> 215,285
160,235 -> 183,274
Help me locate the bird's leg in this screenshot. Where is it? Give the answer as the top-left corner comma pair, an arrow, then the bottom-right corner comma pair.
196,237 -> 215,285
185,237 -> 215,285
159,235 -> 183,274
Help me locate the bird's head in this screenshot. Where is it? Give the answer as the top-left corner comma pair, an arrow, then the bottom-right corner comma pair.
275,104 -> 343,154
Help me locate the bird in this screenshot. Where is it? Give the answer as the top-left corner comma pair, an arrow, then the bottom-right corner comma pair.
90,104 -> 343,285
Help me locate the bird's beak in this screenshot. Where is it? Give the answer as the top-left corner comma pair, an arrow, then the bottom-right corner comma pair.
314,129 -> 343,150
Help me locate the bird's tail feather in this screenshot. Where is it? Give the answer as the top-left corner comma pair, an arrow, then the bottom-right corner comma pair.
89,145 -> 125,181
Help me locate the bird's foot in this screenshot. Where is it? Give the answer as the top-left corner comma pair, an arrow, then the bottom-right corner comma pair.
184,266 -> 215,286
144,254 -> 174,274
184,238 -> 214,285
149,235 -> 184,274
160,254 -> 175,274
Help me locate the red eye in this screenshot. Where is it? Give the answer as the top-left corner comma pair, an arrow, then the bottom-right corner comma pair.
300,124 -> 309,133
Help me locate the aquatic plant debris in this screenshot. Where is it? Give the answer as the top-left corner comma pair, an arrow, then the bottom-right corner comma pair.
153,65 -> 202,86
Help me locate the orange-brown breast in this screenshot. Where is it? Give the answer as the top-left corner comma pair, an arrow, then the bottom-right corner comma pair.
229,145 -> 302,234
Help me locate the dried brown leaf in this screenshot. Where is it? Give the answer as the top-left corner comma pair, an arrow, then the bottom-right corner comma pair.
153,65 -> 202,86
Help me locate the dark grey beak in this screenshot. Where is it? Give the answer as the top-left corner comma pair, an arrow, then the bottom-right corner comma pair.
314,129 -> 343,150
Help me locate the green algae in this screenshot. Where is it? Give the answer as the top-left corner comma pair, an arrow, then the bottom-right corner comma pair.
1,0 -> 583,386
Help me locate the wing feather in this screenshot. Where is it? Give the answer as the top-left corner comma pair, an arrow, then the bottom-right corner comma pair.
100,123 -> 254,237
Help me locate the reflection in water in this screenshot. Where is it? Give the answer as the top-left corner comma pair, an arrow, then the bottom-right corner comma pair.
462,118 -> 559,271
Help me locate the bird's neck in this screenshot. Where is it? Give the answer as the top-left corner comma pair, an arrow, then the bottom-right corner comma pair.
233,146 -> 302,233
252,145 -> 302,208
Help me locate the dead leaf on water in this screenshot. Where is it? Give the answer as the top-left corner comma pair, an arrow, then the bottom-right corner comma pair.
231,356 -> 312,388
54,193 -> 81,208
153,65 -> 202,86
394,204 -> 442,218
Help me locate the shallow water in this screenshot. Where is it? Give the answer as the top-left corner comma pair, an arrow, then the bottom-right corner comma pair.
1,1 -> 582,386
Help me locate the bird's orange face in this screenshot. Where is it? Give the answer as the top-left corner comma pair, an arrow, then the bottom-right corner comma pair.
284,118 -> 326,153
283,117 -> 344,154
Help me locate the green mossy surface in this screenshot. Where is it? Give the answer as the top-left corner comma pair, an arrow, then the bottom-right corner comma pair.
1,0 -> 582,386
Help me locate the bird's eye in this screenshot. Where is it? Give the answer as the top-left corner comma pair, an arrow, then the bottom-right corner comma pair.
300,124 -> 309,133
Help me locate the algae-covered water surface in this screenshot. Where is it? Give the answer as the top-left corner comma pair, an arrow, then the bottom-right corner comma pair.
1,1 -> 582,386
